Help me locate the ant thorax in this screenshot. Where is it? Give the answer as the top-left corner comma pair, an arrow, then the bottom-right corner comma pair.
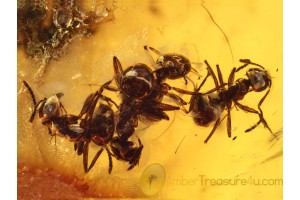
121,64 -> 154,99
50,118 -> 83,142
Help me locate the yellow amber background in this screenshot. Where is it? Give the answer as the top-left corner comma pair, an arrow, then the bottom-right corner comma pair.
17,0 -> 282,199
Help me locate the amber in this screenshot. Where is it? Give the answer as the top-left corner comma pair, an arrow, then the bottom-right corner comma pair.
17,0 -> 282,199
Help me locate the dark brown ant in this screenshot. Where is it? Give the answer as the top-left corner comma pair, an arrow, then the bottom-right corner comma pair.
176,59 -> 274,143
144,45 -> 200,84
74,81 -> 117,173
74,80 -> 144,172
111,56 -> 187,170
23,80 -> 117,173
112,56 -> 183,138
23,81 -> 83,141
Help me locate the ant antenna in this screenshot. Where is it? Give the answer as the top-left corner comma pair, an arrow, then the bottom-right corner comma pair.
236,59 -> 266,72
23,81 -> 37,106
195,70 -> 210,92
23,81 -> 41,122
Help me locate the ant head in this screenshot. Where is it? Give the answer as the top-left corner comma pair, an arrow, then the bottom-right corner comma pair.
157,54 -> 191,79
246,68 -> 271,92
121,64 -> 154,99
40,93 -> 64,120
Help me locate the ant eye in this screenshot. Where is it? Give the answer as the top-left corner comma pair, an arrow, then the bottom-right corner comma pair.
248,70 -> 266,91
44,103 -> 57,117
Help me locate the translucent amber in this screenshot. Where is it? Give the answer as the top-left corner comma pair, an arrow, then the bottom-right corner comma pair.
17,0 -> 282,199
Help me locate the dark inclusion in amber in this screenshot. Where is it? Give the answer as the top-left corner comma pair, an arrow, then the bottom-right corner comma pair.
17,0 -> 115,64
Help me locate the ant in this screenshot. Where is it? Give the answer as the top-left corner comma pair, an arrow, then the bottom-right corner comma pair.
23,81 -> 83,142
78,80 -> 144,171
23,80 -> 117,173
109,56 -> 189,169
144,45 -> 200,84
74,80 -> 118,173
176,59 -> 274,143
112,56 -> 184,139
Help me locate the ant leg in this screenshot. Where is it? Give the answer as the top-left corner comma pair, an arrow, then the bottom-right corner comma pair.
160,81 -> 197,95
128,141 -> 143,170
226,102 -> 232,138
74,141 -> 84,156
245,112 -> 273,135
166,92 -> 187,106
186,76 -> 196,87
99,95 -> 119,109
170,87 -> 198,95
106,149 -> 113,174
215,64 -> 224,89
48,127 -> 57,149
204,60 -> 219,88
256,88 -> 274,135
113,56 -> 124,87
228,68 -> 236,86
104,85 -> 119,92
234,101 -> 260,114
83,142 -> 104,173
98,79 -> 114,93
166,92 -> 189,113
216,63 -> 233,137
204,118 -> 221,143
141,108 -> 172,121
234,101 -> 273,135
245,120 -> 262,133
257,86 -> 271,113
221,68 -> 238,139
79,93 -> 97,117
151,102 -> 180,111
83,142 -> 89,172
59,102 -> 68,115
87,147 -> 104,173
195,70 -> 211,93
183,76 -> 188,85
